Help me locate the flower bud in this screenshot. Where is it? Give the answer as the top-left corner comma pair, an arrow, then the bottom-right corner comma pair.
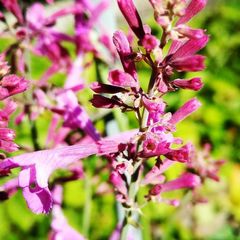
170,98 -> 201,124
161,172 -> 201,192
149,184 -> 162,196
90,95 -> 123,109
172,77 -> 204,91
142,34 -> 160,52
91,82 -> 127,94
117,0 -> 145,40
165,143 -> 193,162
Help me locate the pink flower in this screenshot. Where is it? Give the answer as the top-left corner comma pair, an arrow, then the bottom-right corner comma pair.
98,129 -> 138,155
0,100 -> 17,127
142,160 -> 174,185
176,25 -> 206,39
0,101 -> 18,152
142,34 -> 160,52
160,172 -> 201,192
0,0 -> 24,24
75,0 -> 109,54
0,144 -> 98,214
169,55 -> 205,72
0,75 -> 28,100
109,223 -> 122,240
64,54 -> 85,92
148,172 -> 201,196
141,132 -> 172,157
56,90 -> 100,142
142,96 -> 166,113
108,69 -> 139,88
172,77 -> 204,91
169,34 -> 209,59
113,31 -> 138,80
50,205 -> 85,240
187,144 -> 225,181
170,98 -> 201,124
117,0 -> 145,40
177,0 -> 208,26
165,143 -> 193,163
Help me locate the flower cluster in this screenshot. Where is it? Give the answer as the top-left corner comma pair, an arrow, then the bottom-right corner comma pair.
91,0 -> 222,236
0,0 -> 223,239
0,54 -> 28,153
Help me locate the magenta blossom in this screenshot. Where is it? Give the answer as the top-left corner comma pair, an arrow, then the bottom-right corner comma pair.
0,0 -> 24,23
0,100 -> 18,152
117,0 -> 145,40
0,144 -> 98,213
0,129 -> 137,213
148,172 -> 201,199
0,75 -> 28,100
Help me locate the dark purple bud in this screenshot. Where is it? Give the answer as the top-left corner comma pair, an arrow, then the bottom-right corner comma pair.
91,82 -> 128,94
0,191 -> 9,201
90,95 -> 123,109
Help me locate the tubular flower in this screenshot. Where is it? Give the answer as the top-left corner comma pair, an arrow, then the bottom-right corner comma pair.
0,144 -> 98,213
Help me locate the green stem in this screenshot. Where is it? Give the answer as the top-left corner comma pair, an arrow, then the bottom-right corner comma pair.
120,216 -> 130,240
26,106 -> 40,151
83,173 -> 92,238
120,163 -> 142,240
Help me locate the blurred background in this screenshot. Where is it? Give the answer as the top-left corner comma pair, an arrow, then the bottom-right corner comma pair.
0,0 -> 240,239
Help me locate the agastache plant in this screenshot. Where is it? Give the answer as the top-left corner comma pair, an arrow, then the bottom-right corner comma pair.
0,0 -> 223,239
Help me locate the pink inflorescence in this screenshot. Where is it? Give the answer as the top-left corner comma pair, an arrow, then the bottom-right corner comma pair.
0,0 -> 223,239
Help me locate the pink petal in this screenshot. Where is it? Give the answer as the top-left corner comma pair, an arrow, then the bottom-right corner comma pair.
108,69 -> 138,88
170,98 -> 201,124
113,30 -> 138,80
23,186 -> 52,214
177,0 -> 208,25
170,34 -> 209,59
161,172 -> 201,192
117,0 -> 145,39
